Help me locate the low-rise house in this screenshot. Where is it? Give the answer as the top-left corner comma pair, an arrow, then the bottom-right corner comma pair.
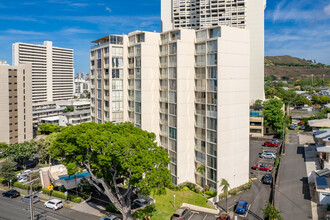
40,116 -> 60,125
309,119 -> 330,131
314,129 -> 330,169
40,165 -> 90,190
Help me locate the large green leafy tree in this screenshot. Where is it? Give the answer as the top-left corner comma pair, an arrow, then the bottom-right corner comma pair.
0,159 -> 16,187
50,122 -> 171,220
34,133 -> 58,164
2,142 -> 36,169
39,123 -> 61,135
264,99 -> 284,135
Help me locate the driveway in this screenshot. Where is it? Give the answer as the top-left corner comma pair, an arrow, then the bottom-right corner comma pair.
275,133 -> 313,219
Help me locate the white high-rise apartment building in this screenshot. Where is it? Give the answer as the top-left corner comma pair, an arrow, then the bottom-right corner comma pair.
161,0 -> 266,101
13,41 -> 74,103
91,25 -> 250,191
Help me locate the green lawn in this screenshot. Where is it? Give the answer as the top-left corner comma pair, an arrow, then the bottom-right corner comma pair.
150,188 -> 213,220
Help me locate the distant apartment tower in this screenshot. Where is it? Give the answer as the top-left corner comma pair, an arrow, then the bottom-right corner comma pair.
0,61 -> 33,144
74,72 -> 91,98
161,0 -> 266,101
13,41 -> 74,103
91,26 -> 250,190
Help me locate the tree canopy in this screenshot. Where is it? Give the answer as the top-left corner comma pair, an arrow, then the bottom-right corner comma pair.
2,142 -> 36,168
39,123 -> 61,135
264,99 -> 284,135
63,105 -> 74,113
0,159 -> 16,186
34,133 -> 58,164
50,122 -> 171,220
262,202 -> 283,220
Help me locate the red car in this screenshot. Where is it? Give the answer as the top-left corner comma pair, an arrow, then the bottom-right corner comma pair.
218,214 -> 230,220
264,141 -> 278,147
252,163 -> 273,172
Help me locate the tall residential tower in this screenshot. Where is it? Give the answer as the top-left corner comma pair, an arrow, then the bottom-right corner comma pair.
91,25 -> 250,191
13,41 -> 74,103
0,61 -> 33,144
161,0 -> 266,101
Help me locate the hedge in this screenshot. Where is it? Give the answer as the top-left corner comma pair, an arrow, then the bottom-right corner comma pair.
42,188 -> 81,203
0,177 -> 42,191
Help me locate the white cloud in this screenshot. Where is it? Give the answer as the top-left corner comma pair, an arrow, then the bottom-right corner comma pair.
325,4 -> 330,15
1,29 -> 46,36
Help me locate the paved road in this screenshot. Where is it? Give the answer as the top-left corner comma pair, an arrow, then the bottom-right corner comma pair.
0,190 -> 99,220
275,133 -> 312,219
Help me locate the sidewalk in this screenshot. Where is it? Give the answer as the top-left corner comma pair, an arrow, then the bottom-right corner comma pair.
0,184 -> 106,217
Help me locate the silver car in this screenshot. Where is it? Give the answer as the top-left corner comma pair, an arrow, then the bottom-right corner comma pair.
260,152 -> 276,159
172,207 -> 191,220
21,195 -> 40,203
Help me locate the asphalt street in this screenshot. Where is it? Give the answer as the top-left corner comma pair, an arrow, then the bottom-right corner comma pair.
0,190 -> 99,220
275,133 -> 313,219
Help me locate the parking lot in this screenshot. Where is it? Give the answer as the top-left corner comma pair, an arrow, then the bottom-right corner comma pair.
249,139 -> 280,181
182,210 -> 219,220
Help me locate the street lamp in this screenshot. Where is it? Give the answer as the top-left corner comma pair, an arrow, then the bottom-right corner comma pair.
173,195 -> 176,208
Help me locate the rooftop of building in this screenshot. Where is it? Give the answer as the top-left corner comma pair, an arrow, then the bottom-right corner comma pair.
56,99 -> 90,106
40,116 -> 60,121
309,119 -> 330,128
62,109 -> 90,116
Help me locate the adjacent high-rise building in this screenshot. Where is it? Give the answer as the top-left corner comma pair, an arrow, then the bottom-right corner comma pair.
74,72 -> 91,98
91,25 -> 250,190
12,41 -> 74,103
161,0 -> 266,101
0,61 -> 33,144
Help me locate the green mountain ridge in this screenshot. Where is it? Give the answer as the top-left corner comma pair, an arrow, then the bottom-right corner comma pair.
264,55 -> 330,79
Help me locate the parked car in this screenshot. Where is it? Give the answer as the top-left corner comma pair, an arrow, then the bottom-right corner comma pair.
271,139 -> 280,144
17,169 -> 32,177
264,141 -> 278,147
44,199 -> 63,210
252,163 -> 273,172
262,150 -> 276,155
2,189 -> 20,198
289,124 -> 296,130
17,176 -> 27,183
235,200 -> 248,215
217,213 -> 231,220
171,207 -> 190,220
260,152 -> 276,159
294,106 -> 302,110
262,174 -> 273,185
300,125 -> 306,130
21,195 -> 40,203
132,198 -> 148,208
99,215 -> 121,220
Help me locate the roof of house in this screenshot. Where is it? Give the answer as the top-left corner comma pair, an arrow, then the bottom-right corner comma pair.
308,119 -> 330,128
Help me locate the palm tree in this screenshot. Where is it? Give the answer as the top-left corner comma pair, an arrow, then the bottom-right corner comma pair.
220,178 -> 230,213
197,165 -> 206,197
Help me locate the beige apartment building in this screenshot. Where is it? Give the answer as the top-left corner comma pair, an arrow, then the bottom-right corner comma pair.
161,0 -> 266,101
12,41 -> 74,103
91,25 -> 250,192
0,61 -> 33,144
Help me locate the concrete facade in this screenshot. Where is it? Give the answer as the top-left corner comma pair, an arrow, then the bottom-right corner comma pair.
161,0 -> 266,101
0,61 -> 33,144
90,26 -> 250,192
13,41 -> 74,103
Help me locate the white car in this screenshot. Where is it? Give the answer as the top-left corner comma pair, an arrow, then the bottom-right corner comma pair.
99,215 -> 121,220
17,170 -> 32,177
260,152 -> 276,159
44,199 -> 63,210
17,176 -> 27,183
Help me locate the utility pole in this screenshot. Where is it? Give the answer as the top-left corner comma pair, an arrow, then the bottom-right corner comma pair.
25,171 -> 39,220
312,74 -> 314,86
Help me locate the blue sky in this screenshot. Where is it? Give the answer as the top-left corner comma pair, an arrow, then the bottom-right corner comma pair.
0,0 -> 329,73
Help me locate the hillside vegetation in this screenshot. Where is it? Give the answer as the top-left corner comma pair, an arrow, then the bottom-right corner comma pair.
265,55 -> 330,80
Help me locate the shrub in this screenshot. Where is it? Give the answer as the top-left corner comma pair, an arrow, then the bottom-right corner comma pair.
132,205 -> 154,219
205,190 -> 217,197
180,186 -> 190,191
42,188 -> 81,203
106,204 -> 120,214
